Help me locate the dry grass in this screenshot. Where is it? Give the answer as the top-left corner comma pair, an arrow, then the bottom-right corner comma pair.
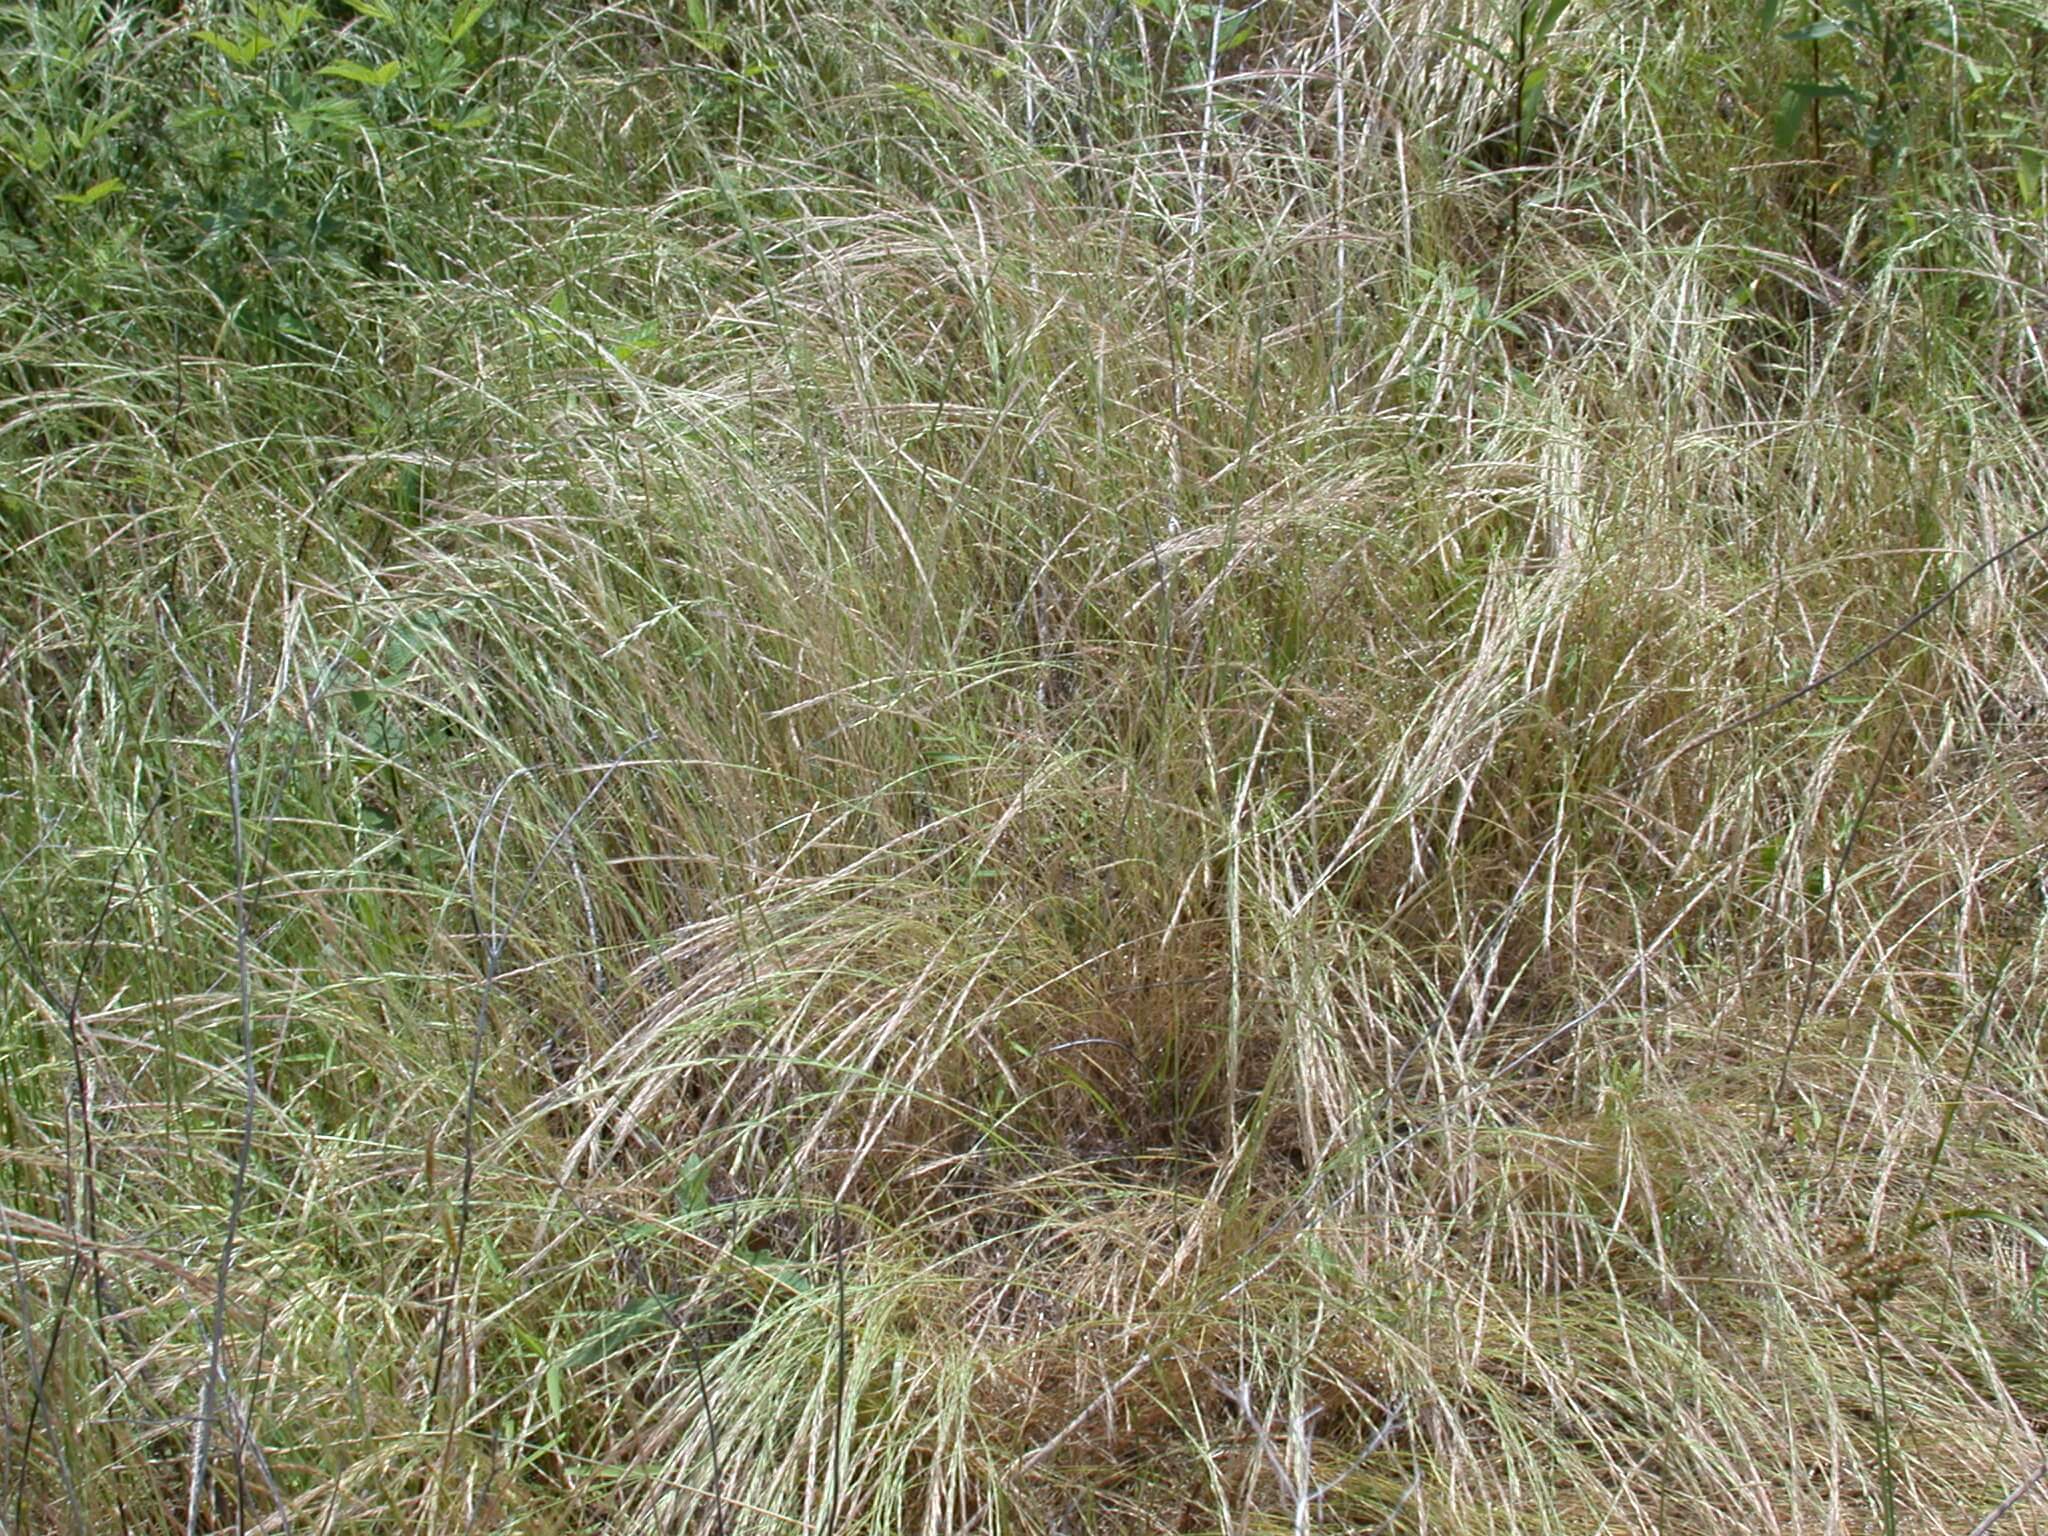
4,0 -> 2048,1531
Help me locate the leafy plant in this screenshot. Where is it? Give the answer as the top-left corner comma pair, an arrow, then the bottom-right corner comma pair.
1447,0 -> 1574,171
1764,0 -> 1955,175
1757,0 -> 2048,268
1444,0 -> 1573,263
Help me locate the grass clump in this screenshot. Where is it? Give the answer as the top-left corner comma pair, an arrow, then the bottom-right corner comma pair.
5,0 -> 2048,1531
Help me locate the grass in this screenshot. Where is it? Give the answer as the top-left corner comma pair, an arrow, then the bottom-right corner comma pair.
3,0 -> 2048,1531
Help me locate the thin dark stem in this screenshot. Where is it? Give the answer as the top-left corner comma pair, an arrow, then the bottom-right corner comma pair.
1873,1306 -> 1898,1536
1966,1457 -> 2048,1536
1651,519 -> 2048,777
1870,936 -> 2014,1536
187,690 -> 258,1536
826,1199 -> 847,1536
0,920 -> 87,1533
682,1320 -> 727,1536
62,790 -> 167,1331
430,739 -> 652,1410
1809,32 -> 1825,258
6,1239 -> 85,1536
1510,0 -> 1528,244
960,520 -> 2048,1536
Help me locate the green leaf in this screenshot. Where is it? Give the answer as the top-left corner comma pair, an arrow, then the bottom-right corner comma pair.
285,95 -> 368,140
675,1155 -> 711,1214
446,0 -> 491,44
55,177 -> 123,207
734,1248 -> 816,1294
608,321 -> 662,362
1872,1008 -> 1932,1068
318,58 -> 406,86
1527,0 -> 1573,53
428,104 -> 497,132
1519,62 -> 1549,136
1774,89 -> 1806,152
346,0 -> 396,17
382,611 -> 444,672
196,28 -> 273,67
565,1294 -> 679,1368
1774,80 -> 1859,149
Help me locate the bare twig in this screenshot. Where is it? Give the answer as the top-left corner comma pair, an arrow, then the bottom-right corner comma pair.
1966,1459 -> 2048,1536
1651,519 -> 2048,777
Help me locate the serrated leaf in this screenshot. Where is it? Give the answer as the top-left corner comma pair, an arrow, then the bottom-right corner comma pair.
318,58 -> 405,86
55,177 -> 123,207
